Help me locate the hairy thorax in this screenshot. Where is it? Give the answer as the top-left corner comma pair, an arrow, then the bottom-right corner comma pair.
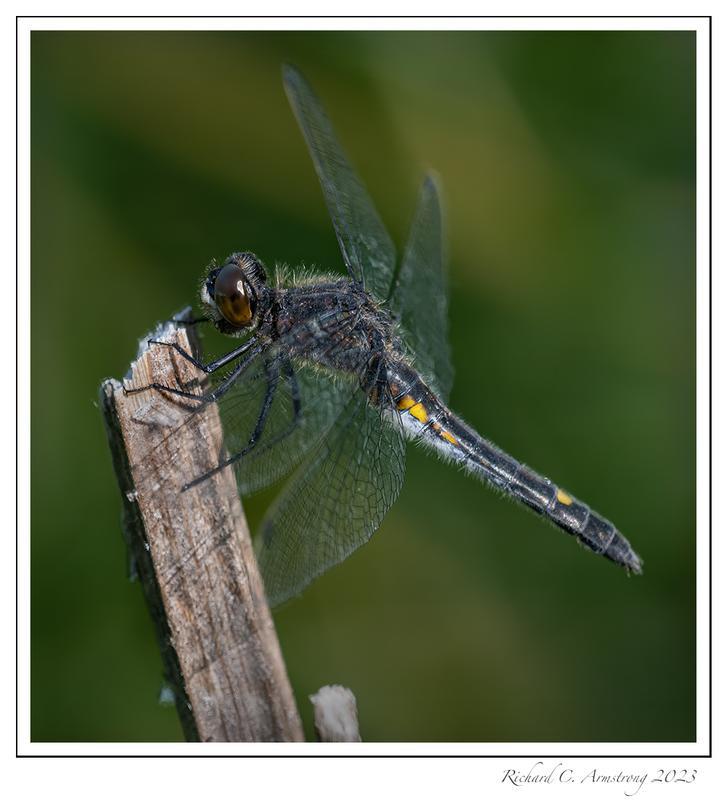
267,280 -> 398,377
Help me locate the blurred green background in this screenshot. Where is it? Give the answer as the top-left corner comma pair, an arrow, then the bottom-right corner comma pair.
31,30 -> 696,743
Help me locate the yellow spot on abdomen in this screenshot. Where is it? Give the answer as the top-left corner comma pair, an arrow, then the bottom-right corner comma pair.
440,429 -> 458,445
409,402 -> 428,423
556,488 -> 573,506
396,394 -> 428,423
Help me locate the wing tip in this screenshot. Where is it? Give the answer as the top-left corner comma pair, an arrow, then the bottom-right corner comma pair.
282,62 -> 306,93
422,170 -> 443,197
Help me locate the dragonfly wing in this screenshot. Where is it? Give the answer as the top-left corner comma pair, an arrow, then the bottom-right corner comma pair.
257,374 -> 406,607
283,64 -> 396,302
390,174 -> 454,401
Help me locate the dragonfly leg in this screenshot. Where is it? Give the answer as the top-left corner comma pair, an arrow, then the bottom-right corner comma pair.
233,356 -> 303,455
145,336 -> 257,374
182,355 -> 299,491
124,343 -> 264,405
168,315 -> 209,326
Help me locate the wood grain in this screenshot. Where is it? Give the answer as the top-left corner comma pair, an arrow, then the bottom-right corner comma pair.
100,317 -> 304,742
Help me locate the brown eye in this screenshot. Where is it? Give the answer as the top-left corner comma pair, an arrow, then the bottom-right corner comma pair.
213,264 -> 256,327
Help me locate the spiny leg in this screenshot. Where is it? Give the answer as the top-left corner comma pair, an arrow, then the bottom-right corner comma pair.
227,356 -> 304,461
124,343 -> 264,406
140,336 -> 259,376
182,355 -> 297,491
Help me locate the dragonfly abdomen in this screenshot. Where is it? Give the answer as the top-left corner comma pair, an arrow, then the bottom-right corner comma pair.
388,365 -> 642,575
501,462 -> 642,574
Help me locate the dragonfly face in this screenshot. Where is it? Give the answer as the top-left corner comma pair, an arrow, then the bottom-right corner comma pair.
201,252 -> 269,335
132,64 -> 642,606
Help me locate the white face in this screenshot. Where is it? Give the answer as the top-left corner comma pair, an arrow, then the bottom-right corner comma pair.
200,280 -> 215,312
199,279 -> 224,325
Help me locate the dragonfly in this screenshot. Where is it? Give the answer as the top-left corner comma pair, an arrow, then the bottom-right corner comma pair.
127,64 -> 642,606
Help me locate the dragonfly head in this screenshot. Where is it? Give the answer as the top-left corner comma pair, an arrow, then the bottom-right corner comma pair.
201,252 -> 268,335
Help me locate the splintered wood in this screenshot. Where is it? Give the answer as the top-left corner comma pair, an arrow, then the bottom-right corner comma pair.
100,319 -> 303,742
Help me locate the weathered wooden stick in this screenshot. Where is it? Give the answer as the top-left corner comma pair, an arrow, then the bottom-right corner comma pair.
310,685 -> 362,742
100,314 -> 304,742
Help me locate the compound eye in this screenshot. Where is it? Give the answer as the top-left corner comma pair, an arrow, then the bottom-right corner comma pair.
213,264 -> 255,327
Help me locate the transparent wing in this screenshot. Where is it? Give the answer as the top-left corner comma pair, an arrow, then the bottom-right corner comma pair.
257,378 -> 406,607
283,63 -> 396,302
209,351 -> 351,495
390,174 -> 454,401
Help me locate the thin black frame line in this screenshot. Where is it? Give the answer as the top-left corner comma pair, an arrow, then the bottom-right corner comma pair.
17,16 -> 711,759
707,13 -> 713,759
15,15 -> 712,19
